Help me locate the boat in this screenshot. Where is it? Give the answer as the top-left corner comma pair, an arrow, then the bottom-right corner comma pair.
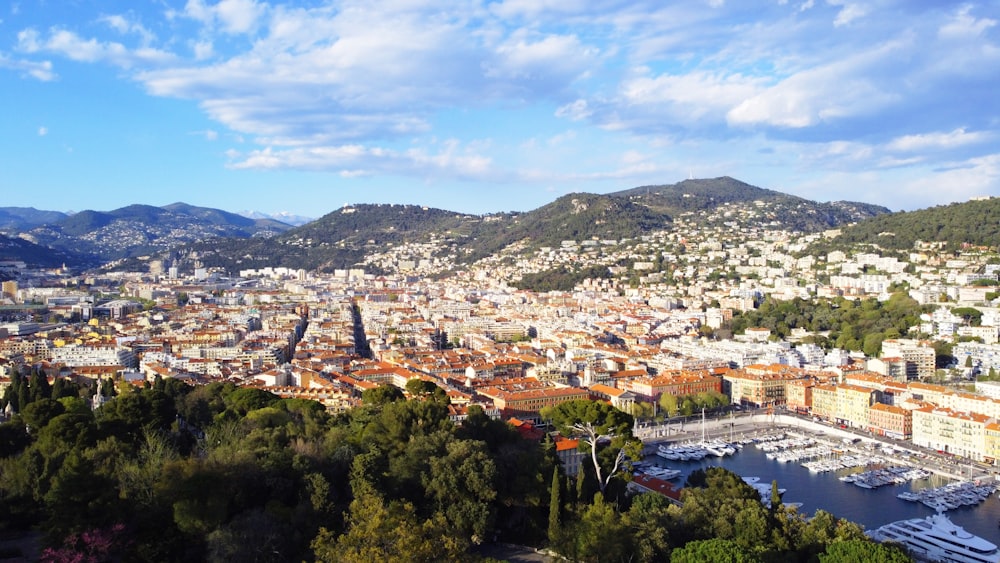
866,512 -> 1000,563
643,467 -> 682,480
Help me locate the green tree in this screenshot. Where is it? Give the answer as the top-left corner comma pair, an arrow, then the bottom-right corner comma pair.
405,378 -> 447,402
313,492 -> 461,563
548,467 -> 562,545
29,369 -> 52,403
422,439 -> 498,545
670,538 -> 760,563
564,493 -> 628,563
542,400 -> 638,494
623,493 -> 674,563
659,393 -> 680,417
361,384 -> 405,406
818,539 -> 912,562
223,387 -> 279,416
21,398 -> 65,431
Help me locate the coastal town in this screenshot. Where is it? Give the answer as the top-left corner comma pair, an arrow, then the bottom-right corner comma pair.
4,209 -> 1000,475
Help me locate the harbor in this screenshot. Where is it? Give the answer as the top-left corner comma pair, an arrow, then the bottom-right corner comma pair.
637,412 -> 1000,544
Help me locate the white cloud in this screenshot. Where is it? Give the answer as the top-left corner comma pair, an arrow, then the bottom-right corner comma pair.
895,153 -> 1000,206
939,5 -> 996,39
484,29 -> 597,96
727,40 -> 903,128
228,140 -> 495,180
17,28 -> 175,68
886,128 -> 991,153
99,14 -> 155,45
0,52 -> 55,80
827,1 -> 868,27
183,0 -> 266,35
489,0 -> 593,20
620,69 -> 764,123
190,129 -> 219,141
555,99 -> 592,121
38,126 -> 47,136
192,40 -> 214,60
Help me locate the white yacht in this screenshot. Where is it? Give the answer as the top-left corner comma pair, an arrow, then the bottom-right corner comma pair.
866,512 -> 1000,563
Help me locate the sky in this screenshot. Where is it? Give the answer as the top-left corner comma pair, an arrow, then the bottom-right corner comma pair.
2,1 -> 999,219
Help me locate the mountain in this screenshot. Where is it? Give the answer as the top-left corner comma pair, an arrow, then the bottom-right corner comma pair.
811,196 -> 1000,253
184,203 -> 476,272
170,177 -> 890,274
238,210 -> 315,226
461,193 -> 671,262
17,202 -> 294,265
3,178 -> 898,273
611,176 -> 889,231
0,232 -> 76,269
0,207 -> 69,231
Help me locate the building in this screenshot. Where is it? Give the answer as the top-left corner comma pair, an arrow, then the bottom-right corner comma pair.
619,369 -> 722,403
838,384 -> 876,429
722,365 -> 805,407
785,379 -> 814,413
588,383 -> 637,414
911,406 -> 990,462
881,340 -> 936,380
477,385 -> 589,422
868,402 -> 912,440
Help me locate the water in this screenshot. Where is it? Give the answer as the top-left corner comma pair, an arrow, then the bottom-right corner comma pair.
644,445 -> 1000,544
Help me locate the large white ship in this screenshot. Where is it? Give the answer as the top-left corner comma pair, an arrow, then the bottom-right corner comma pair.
866,512 -> 1000,563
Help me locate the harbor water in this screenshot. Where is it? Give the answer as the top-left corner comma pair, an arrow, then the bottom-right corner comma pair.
644,443 -> 1000,544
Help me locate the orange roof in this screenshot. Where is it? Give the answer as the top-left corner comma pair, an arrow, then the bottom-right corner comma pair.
554,435 -> 579,451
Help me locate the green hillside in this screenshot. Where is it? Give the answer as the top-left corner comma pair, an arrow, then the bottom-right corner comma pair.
815,197 -> 1000,253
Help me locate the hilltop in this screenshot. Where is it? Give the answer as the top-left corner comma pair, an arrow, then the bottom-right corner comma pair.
613,177 -> 888,231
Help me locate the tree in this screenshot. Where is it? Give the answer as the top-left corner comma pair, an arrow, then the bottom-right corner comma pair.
29,369 -> 52,403
564,493 -> 628,563
542,400 -> 638,494
361,384 -> 405,406
623,493 -> 674,563
222,387 -> 279,416
818,539 -> 911,563
405,379 -> 447,402
548,467 -> 561,545
659,393 -> 680,418
313,492 -> 461,563
422,439 -> 498,545
670,538 -> 760,563
21,399 -> 66,432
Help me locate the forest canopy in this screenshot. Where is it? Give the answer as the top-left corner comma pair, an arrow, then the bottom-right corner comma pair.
0,373 -> 910,562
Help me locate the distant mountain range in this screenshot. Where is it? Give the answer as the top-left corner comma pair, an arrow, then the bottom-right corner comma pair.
237,210 -> 315,227
0,202 -> 293,267
4,177 -> 996,273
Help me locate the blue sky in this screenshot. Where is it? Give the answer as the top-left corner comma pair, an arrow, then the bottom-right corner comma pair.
2,1 -> 998,219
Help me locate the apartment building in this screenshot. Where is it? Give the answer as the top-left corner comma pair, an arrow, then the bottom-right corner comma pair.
912,406 -> 990,461
868,402 -> 912,440
880,339 -> 935,380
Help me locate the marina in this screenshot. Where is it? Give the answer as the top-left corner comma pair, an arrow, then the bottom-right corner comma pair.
642,428 -> 1000,545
